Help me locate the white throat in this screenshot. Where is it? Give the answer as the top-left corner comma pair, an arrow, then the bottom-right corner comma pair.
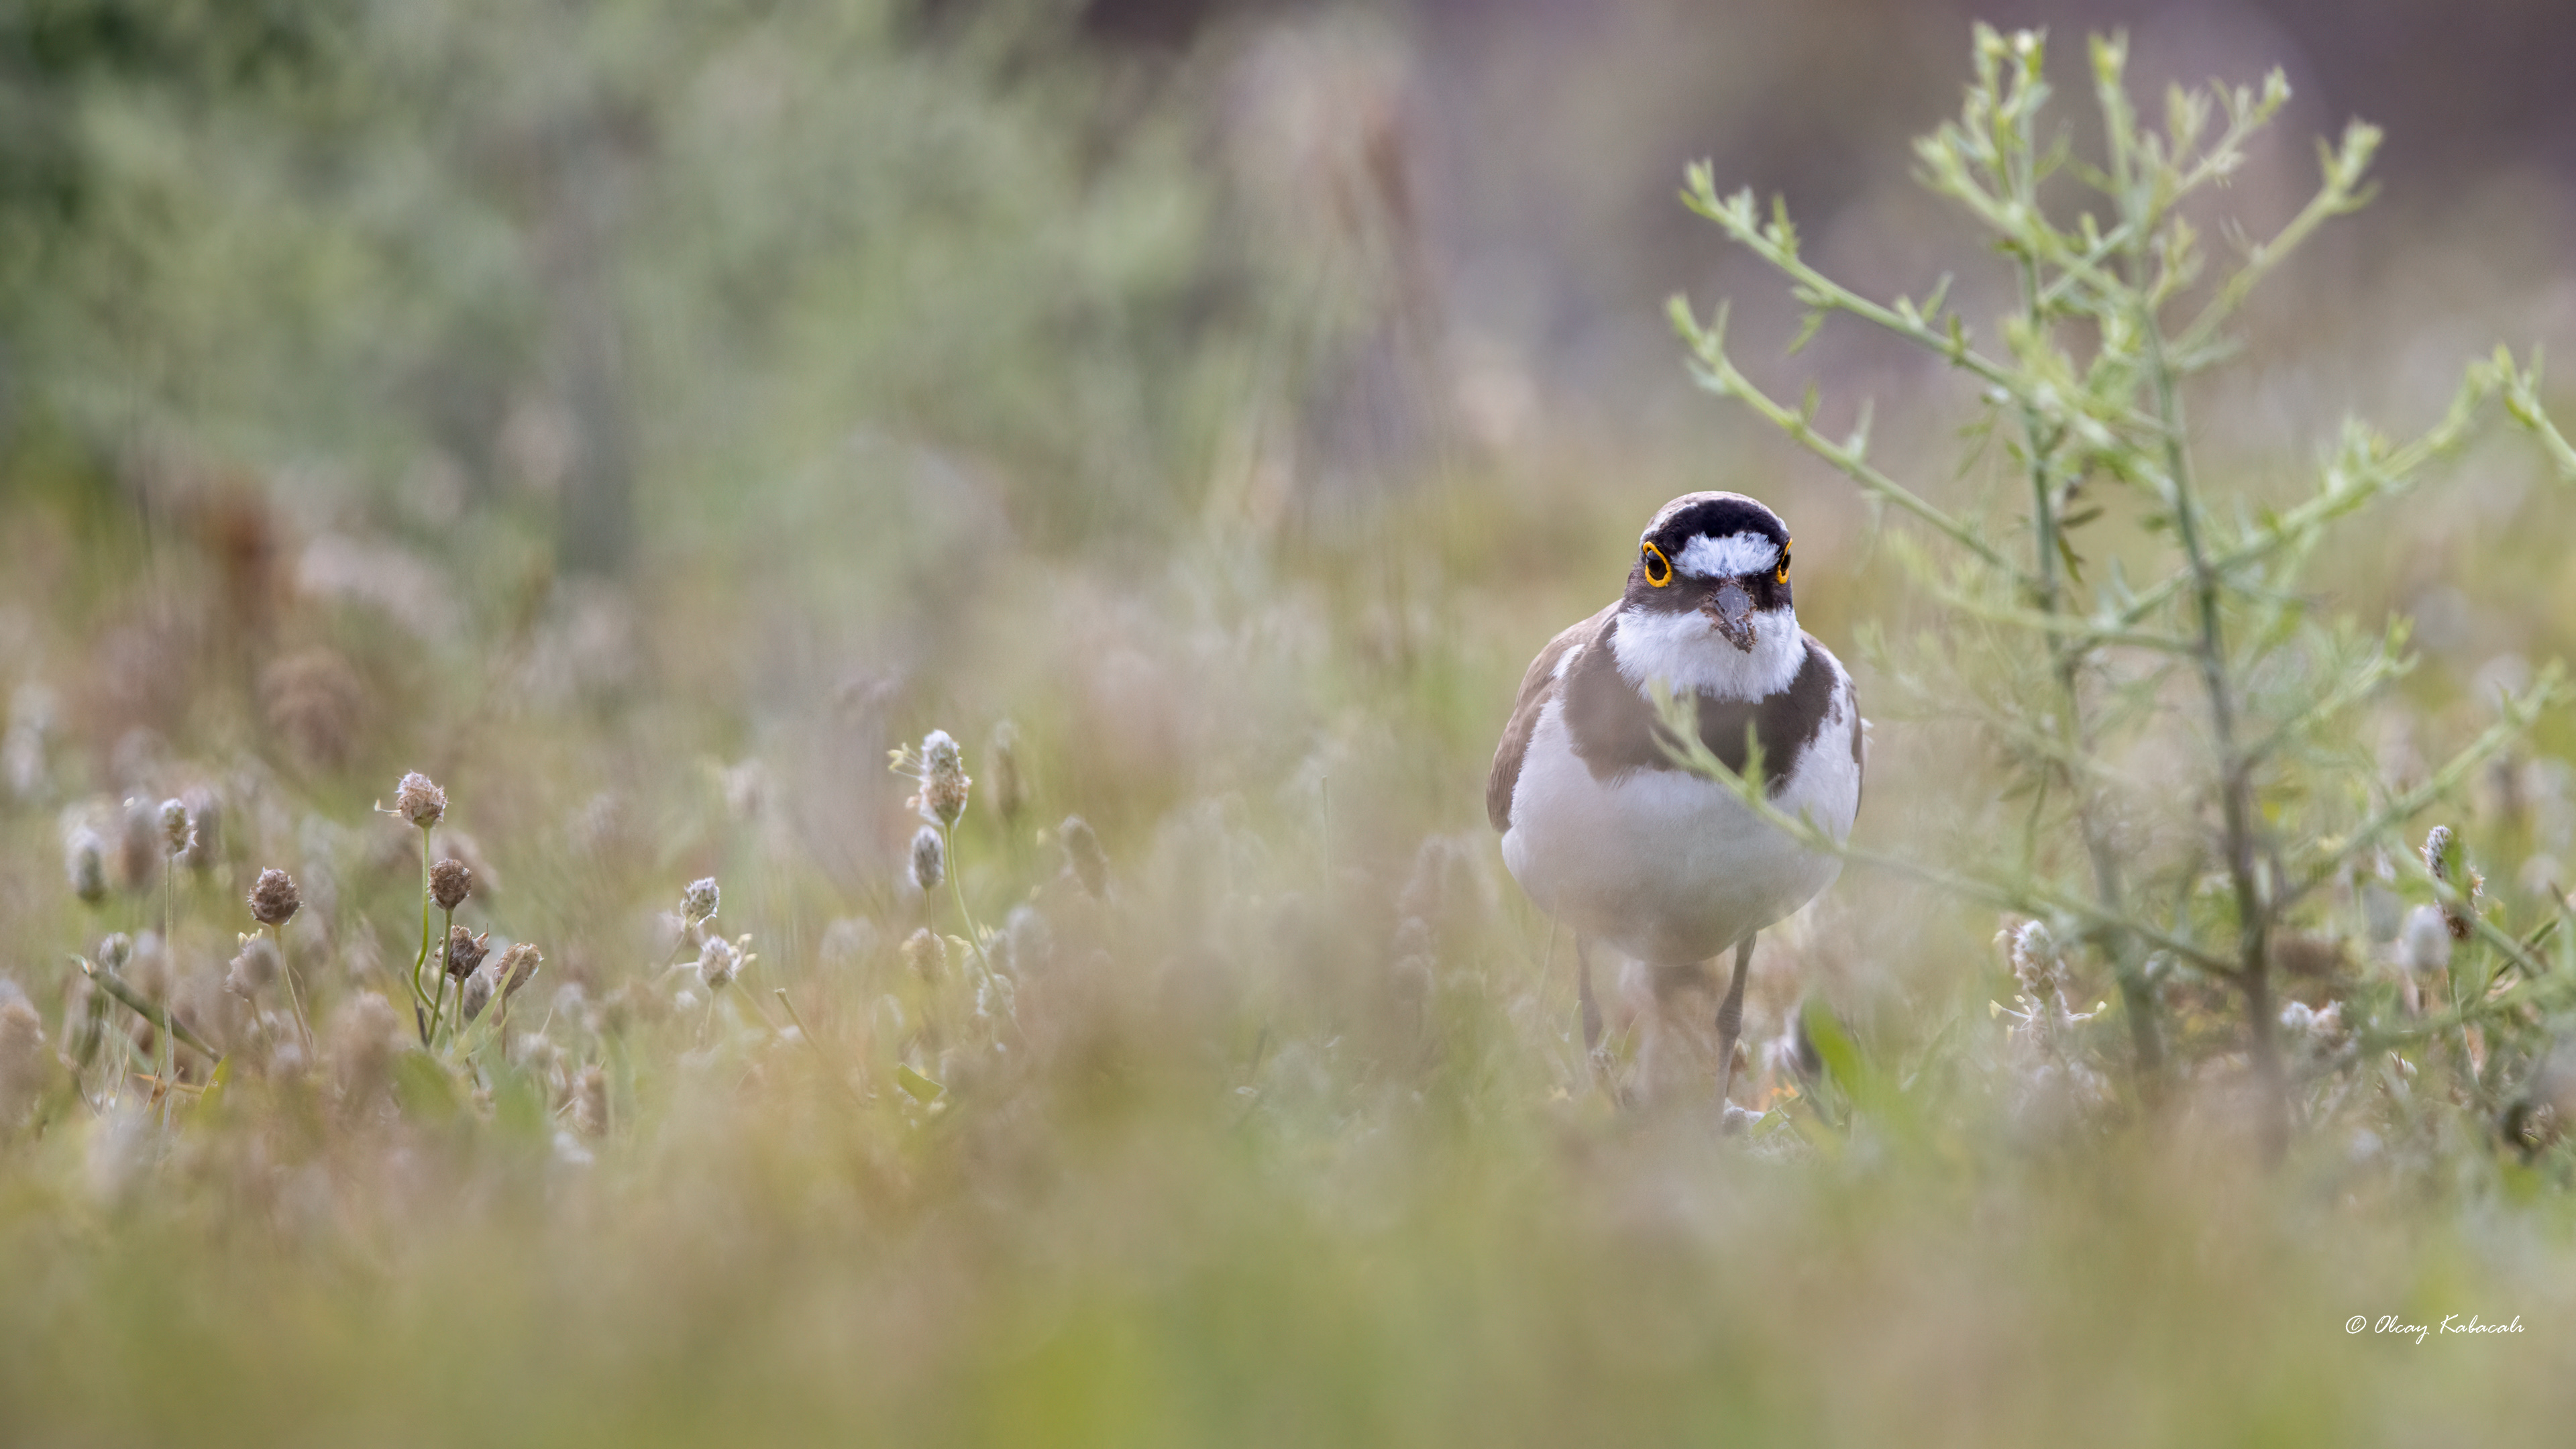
1611,605 -> 1803,701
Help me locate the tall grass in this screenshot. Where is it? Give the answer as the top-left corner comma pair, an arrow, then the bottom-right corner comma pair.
1,18 -> 2575,1448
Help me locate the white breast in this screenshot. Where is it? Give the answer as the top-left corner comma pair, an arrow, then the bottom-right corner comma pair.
1500,651 -> 1861,967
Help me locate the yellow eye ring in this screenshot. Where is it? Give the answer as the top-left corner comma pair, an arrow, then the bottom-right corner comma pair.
1775,543 -> 1792,584
1641,542 -> 1673,588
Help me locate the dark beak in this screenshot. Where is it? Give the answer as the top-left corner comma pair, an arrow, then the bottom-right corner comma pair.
1703,581 -> 1756,651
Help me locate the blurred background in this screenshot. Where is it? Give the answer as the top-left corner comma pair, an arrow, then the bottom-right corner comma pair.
7,0 -> 2573,801
7,2 -> 2576,1442
5,0 -> 2573,984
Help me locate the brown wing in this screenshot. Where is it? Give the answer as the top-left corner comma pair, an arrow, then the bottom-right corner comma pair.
1487,603 -> 1616,833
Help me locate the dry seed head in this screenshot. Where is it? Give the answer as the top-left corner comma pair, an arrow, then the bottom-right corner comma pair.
1061,815 -> 1108,898
698,934 -> 741,989
97,933 -> 133,972
918,730 -> 971,826
2424,825 -> 2483,940
1005,905 -> 1052,975
178,789 -> 220,871
158,798 -> 191,857
395,771 -> 446,828
2278,1000 -> 2344,1043
117,797 -> 157,890
444,926 -> 490,981
248,867 -> 302,927
429,858 -> 474,912
904,926 -> 945,981
574,1065 -> 610,1136
987,721 -> 1025,822
498,942 -> 543,1002
460,965 -> 496,1022
225,934 -> 281,997
2398,904 -> 2453,976
681,876 -> 720,924
66,826 -> 107,904
327,992 -> 402,1106
910,826 -> 946,894
2001,918 -> 2067,1000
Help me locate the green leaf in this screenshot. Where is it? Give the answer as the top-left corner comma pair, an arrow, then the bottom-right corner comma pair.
392,1051 -> 466,1122
197,1055 -> 235,1116
897,1064 -> 946,1104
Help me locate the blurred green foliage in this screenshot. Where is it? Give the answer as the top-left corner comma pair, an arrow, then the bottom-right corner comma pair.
2,8 -> 2576,1446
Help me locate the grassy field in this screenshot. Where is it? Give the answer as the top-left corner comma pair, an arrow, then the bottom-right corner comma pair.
5,7 -> 2576,1444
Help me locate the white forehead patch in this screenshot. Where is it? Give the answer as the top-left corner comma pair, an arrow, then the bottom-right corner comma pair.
1672,531 -> 1780,579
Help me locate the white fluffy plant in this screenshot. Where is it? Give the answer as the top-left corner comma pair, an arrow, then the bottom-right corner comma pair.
1659,26 -> 2576,1154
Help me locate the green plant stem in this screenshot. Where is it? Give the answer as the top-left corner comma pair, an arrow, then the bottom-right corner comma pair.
160,857 -> 178,1121
275,922 -> 313,1054
2011,236 -> 2167,1095
2139,286 -> 2284,1159
1669,297 -> 2019,577
2110,364 -> 2498,634
2277,670 -> 2567,908
942,822 -> 996,981
76,956 -> 217,1061
408,826 -> 435,1025
425,907 -> 455,1046
1648,686 -> 2239,979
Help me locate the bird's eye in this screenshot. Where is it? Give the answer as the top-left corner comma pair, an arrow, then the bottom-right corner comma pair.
1775,544 -> 1791,584
1641,542 -> 1672,588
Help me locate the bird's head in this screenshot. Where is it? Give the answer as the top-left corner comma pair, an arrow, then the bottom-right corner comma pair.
1623,491 -> 1794,652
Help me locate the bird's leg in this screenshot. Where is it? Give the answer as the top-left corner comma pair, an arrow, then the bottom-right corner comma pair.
1575,934 -> 1608,1094
1715,934 -> 1754,1111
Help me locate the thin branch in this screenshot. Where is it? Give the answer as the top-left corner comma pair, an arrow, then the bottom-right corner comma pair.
1645,683 -> 2240,978
1669,296 -> 2021,577
2279,667 -> 2570,908
75,956 -> 219,1061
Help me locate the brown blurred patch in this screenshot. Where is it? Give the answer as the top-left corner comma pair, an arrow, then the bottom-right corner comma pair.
186,474 -> 284,645
261,648 -> 368,771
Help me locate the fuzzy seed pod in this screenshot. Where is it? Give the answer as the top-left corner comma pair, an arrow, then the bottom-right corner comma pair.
1061,815 -> 1108,898
2398,904 -> 2453,977
2424,826 -> 2483,941
909,826 -> 946,894
681,877 -> 720,924
326,993 -> 402,1107
903,926 -> 945,981
918,731 -> 971,827
66,827 -> 107,905
698,934 -> 741,990
158,798 -> 191,857
460,965 -> 496,1022
574,1065 -> 610,1136
225,934 -> 281,997
97,933 -> 133,972
2002,918 -> 2067,1000
443,926 -> 490,981
249,868 -> 302,927
429,858 -> 474,912
498,943 -> 543,1003
1005,905 -> 1053,975
395,771 -> 446,828
118,797 -> 157,891
178,789 -> 221,872
987,721 -> 1025,823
